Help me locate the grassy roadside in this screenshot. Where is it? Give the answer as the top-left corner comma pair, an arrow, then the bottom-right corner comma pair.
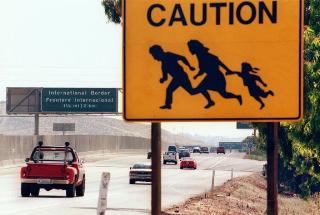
245,150 -> 267,161
163,173 -> 320,215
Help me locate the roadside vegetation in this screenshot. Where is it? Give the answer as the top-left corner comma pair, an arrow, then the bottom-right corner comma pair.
242,135 -> 267,161
246,150 -> 266,161
254,0 -> 320,197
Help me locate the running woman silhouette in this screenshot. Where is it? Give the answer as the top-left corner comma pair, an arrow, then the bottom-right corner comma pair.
149,45 -> 214,109
187,40 -> 242,107
227,62 -> 274,109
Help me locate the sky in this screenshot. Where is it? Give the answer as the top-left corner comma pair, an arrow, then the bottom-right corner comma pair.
0,0 -> 253,138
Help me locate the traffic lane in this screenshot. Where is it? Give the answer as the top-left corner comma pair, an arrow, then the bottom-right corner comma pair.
209,158 -> 265,172
0,153 -> 262,215
162,152 -> 263,208
0,165 -> 151,215
177,151 -> 263,172
189,152 -> 265,172
43,163 -> 252,215
162,151 -> 236,170
0,153 -> 153,215
192,152 -> 266,172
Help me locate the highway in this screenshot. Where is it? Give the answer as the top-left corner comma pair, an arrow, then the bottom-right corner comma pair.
0,152 -> 264,215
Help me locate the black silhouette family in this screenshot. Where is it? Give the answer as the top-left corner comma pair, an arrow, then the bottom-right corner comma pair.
149,40 -> 274,110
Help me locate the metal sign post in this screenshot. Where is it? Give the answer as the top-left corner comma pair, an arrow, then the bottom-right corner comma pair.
151,123 -> 161,215
211,170 -> 215,191
267,122 -> 279,215
34,114 -> 39,135
97,172 -> 111,215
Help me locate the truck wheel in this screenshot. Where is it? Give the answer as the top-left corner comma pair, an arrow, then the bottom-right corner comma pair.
66,184 -> 76,197
129,179 -> 135,184
76,178 -> 85,197
21,183 -> 31,197
30,185 -> 40,197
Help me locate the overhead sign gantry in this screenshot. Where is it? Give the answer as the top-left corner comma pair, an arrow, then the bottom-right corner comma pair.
6,87 -> 119,114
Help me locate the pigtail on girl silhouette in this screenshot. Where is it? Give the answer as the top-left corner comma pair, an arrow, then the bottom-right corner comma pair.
227,62 -> 274,109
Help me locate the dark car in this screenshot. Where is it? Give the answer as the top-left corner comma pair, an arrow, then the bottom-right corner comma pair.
262,163 -> 267,177
168,145 -> 177,152
217,147 -> 225,154
200,147 -> 209,153
179,150 -> 190,159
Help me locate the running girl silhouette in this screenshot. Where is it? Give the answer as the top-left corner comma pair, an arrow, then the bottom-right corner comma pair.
149,45 -> 214,109
227,62 -> 274,109
187,40 -> 242,108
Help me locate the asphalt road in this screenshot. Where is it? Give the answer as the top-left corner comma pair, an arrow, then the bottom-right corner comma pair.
0,152 -> 264,215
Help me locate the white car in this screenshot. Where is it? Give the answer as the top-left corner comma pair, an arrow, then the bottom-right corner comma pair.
129,163 -> 151,184
193,147 -> 201,153
178,146 -> 186,151
163,151 -> 178,165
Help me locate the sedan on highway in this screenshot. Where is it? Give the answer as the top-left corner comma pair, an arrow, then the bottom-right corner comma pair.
217,147 -> 226,154
180,157 -> 197,170
178,149 -> 190,159
193,147 -> 201,153
129,163 -> 151,184
200,147 -> 209,154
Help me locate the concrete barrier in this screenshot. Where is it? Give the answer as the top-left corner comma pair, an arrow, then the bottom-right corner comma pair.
0,135 -> 154,167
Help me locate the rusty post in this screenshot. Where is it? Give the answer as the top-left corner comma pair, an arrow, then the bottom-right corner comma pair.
151,123 -> 161,215
267,122 -> 279,215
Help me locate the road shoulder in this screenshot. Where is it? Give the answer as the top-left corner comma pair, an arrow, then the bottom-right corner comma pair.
163,173 -> 320,215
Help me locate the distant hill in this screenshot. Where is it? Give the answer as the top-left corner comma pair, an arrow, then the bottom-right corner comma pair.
0,101 -> 246,146
0,101 -> 204,145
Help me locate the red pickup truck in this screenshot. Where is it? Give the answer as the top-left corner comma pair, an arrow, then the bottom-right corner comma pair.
20,142 -> 85,198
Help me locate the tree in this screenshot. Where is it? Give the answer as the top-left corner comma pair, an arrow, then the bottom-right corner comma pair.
305,0 -> 320,34
101,0 -> 121,24
255,1 -> 320,196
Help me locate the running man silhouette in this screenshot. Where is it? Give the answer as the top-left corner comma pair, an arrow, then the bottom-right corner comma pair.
187,40 -> 242,107
227,62 -> 274,109
149,45 -> 214,109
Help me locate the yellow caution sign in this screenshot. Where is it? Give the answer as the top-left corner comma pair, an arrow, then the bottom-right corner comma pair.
123,0 -> 303,121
